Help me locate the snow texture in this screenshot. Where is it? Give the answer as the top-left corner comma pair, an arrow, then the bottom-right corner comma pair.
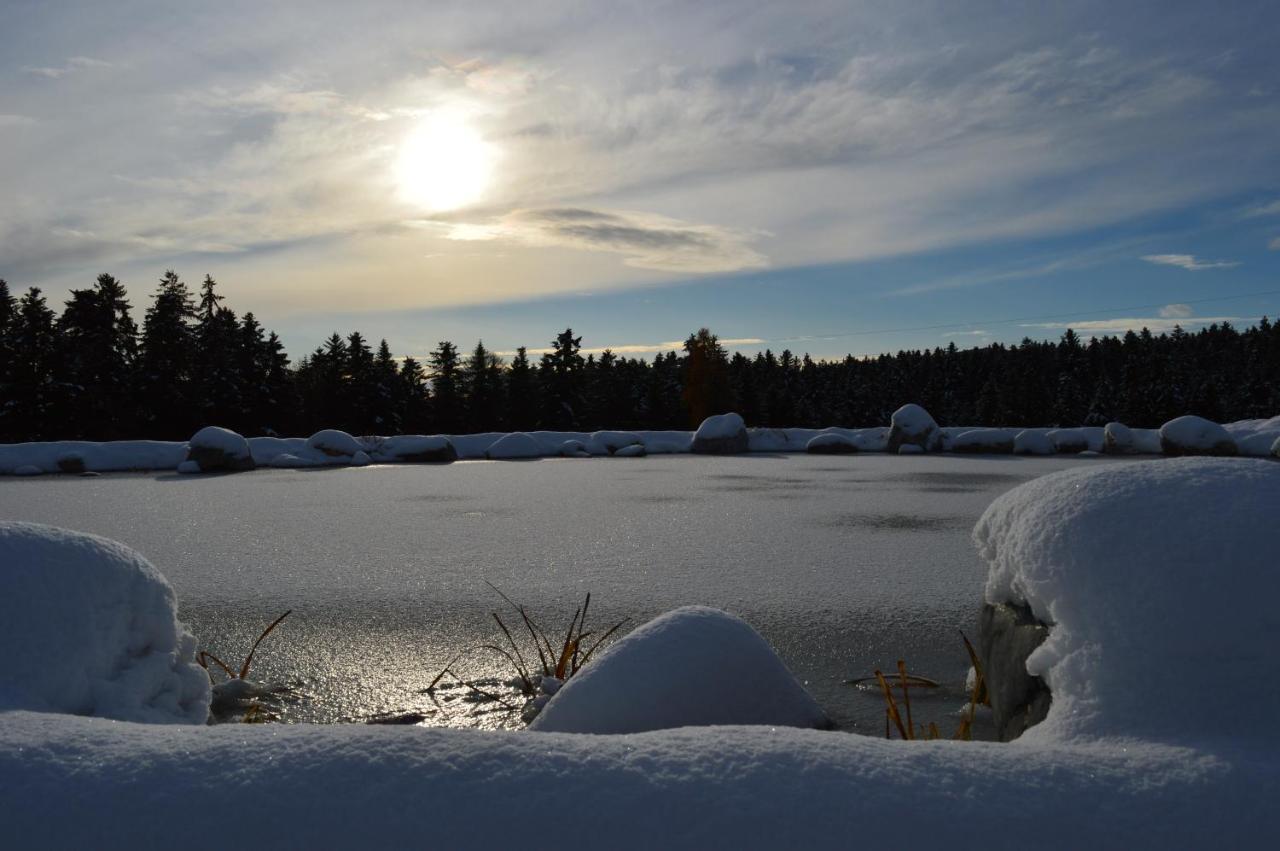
529,606 -> 829,734
949,428 -> 1016,453
1159,415 -> 1237,456
975,458 -> 1279,743
888,403 -> 939,452
0,522 -> 209,724
805,432 -> 858,453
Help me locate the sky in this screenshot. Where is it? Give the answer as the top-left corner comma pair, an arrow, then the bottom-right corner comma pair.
2,0 -> 1279,361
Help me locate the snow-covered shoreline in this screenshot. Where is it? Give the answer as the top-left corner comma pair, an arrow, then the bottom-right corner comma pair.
2,411 -> 1278,475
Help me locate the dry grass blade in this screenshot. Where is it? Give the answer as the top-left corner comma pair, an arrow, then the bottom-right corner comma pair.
437,668 -> 518,710
928,722 -> 941,740
578,617 -> 629,667
479,643 -> 533,693
485,581 -> 554,673
491,613 -> 532,690
874,670 -> 909,740
897,660 -> 914,739
197,651 -> 236,680
427,652 -> 466,691
554,605 -> 583,679
846,673 -> 940,689
238,610 -> 292,679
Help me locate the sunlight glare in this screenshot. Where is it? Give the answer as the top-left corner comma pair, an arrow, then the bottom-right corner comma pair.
395,112 -> 497,212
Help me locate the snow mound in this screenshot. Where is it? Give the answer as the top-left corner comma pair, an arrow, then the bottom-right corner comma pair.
1013,429 -> 1054,455
1159,416 -> 1237,456
529,606 -> 829,734
588,431 -> 644,455
887,404 -> 938,452
485,432 -> 544,459
14,464 -> 43,476
691,413 -> 748,454
0,522 -> 209,724
187,426 -> 254,472
1046,428 -> 1089,453
613,443 -> 647,458
1102,422 -> 1133,454
558,439 -> 591,458
974,458 -> 1280,744
307,429 -> 362,457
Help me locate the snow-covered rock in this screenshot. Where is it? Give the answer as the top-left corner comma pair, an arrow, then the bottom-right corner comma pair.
176,460 -> 201,474
974,458 -> 1279,743
484,432 -> 544,460
1046,428 -> 1088,454
350,450 -> 371,466
1102,422 -> 1134,454
1160,415 -> 1238,456
588,431 -> 645,455
0,522 -> 210,724
691,413 -> 748,454
805,433 -> 858,454
1274,435 -> 1280,459
56,453 -> 86,474
950,428 -> 1015,454
1013,429 -> 1054,455
897,443 -> 923,455
558,439 -> 591,458
887,404 -> 939,453
613,443 -> 647,458
529,606 -> 829,734
268,452 -> 319,468
307,429 -> 363,458
13,464 -> 43,476
186,426 -> 255,472
376,435 -> 457,463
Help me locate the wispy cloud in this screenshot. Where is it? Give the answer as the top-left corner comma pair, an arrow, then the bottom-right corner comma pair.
443,208 -> 769,274
1241,199 -> 1280,218
941,329 -> 990,337
21,56 -> 112,79
1022,315 -> 1247,334
1141,253 -> 1239,271
1158,303 -> 1194,318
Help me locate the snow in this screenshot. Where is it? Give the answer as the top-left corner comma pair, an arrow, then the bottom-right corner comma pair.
805,432 -> 858,453
0,522 -> 209,724
1160,415 -> 1237,456
307,429 -> 363,457
176,460 -> 201,474
949,428 -> 1016,453
529,607 -> 829,733
613,443 -> 647,457
587,431 -> 644,455
0,440 -> 187,474
974,457 -> 1279,743
13,464 -> 43,476
897,443 -> 923,454
373,434 -> 457,462
888,403 -> 939,451
189,426 -> 251,457
694,412 -> 746,441
1013,429 -> 1054,455
484,432 -> 544,459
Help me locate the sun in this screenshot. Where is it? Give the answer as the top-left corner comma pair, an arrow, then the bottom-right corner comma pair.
395,112 -> 497,212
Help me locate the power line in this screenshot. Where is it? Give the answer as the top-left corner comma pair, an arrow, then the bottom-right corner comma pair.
771,288 -> 1280,343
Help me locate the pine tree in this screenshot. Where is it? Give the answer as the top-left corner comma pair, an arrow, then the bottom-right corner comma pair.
505,347 -> 539,431
462,341 -> 505,432
4,288 -> 63,440
56,273 -> 139,439
137,270 -> 198,438
681,328 -> 732,427
428,341 -> 462,433
539,328 -> 584,429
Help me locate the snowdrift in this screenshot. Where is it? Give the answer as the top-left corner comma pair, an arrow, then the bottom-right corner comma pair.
0,522 -> 209,723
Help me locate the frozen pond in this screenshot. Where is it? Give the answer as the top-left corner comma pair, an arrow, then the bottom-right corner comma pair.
0,453 -> 1140,733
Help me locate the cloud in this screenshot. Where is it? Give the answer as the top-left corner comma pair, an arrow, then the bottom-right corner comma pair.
497,337 -> 766,357
1021,315 -> 1246,334
442,208 -> 769,274
0,114 -> 37,127
942,329 -> 989,337
1141,254 -> 1239,271
1158,303 -> 1194,318
21,56 -> 112,79
1269,236 -> 1280,251
1241,199 -> 1280,218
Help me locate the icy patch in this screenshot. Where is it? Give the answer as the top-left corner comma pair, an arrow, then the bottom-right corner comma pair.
529,606 -> 829,734
0,522 -> 210,724
974,458 -> 1279,743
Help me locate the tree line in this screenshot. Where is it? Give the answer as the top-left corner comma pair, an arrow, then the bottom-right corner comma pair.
1,271 -> 1277,442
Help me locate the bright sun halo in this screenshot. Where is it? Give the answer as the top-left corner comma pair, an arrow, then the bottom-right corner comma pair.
396,112 -> 497,212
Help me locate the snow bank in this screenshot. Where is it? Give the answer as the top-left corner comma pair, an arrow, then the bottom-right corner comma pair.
1223,415 -> 1280,457
1013,429 -> 1054,455
949,428 -> 1016,453
0,522 -> 209,724
805,432 -> 858,454
373,435 -> 457,463
974,458 -> 1280,743
529,607 -> 828,734
587,431 -> 644,455
1159,415 -> 1237,456
0,440 -> 187,474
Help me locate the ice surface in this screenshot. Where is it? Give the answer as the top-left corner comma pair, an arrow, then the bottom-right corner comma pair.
975,458 -> 1280,743
530,606 -> 828,733
0,522 -> 209,723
